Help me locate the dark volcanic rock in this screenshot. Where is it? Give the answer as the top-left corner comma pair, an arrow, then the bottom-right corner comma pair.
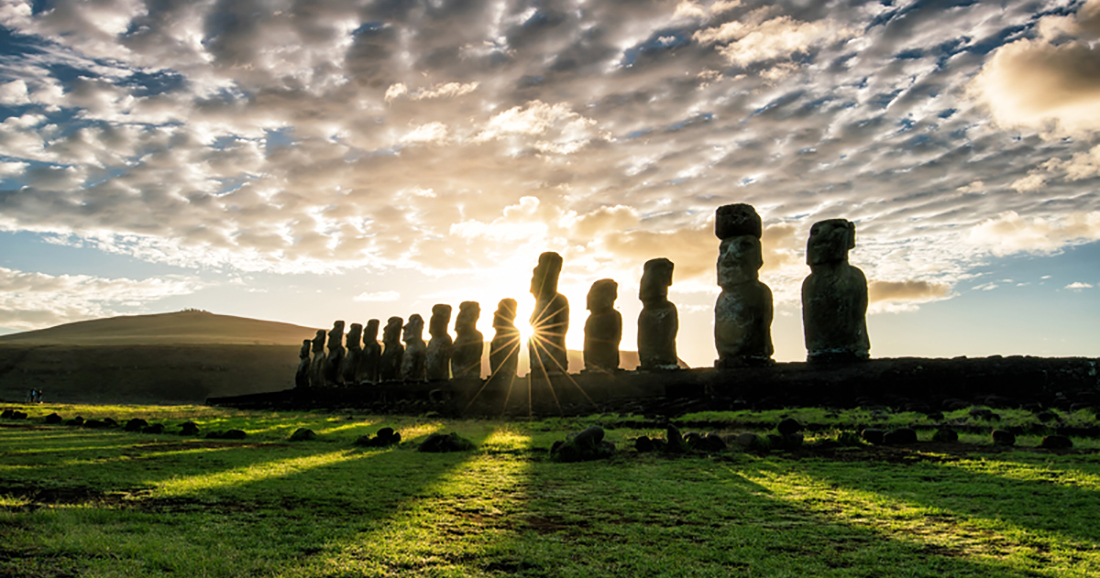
354,427 -> 402,448
289,428 -> 316,442
44,413 -> 62,424
991,429 -> 1016,446
124,418 -> 148,432
222,429 -> 247,440
634,436 -> 655,453
883,427 -> 918,445
932,428 -> 959,443
102,418 -> 118,428
1040,435 -> 1073,449
66,416 -> 85,426
860,428 -> 885,445
142,424 -> 164,434
0,409 -> 11,419
550,426 -> 615,462
10,411 -> 27,420
83,419 -> 108,429
777,418 -> 803,435
418,432 -> 476,453
179,421 -> 200,436
1036,411 -> 1059,423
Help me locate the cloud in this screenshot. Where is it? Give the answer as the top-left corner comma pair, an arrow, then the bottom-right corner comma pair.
402,122 -> 450,145
1065,281 -> 1094,290
695,13 -> 853,67
969,211 -> 1100,256
353,291 -> 401,303
868,279 -> 952,313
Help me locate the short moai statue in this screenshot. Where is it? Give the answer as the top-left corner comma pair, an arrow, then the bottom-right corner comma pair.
529,252 -> 570,376
361,319 -> 382,384
425,304 -> 453,381
379,317 -> 404,381
489,298 -> 520,379
714,204 -> 774,368
323,320 -> 346,385
638,258 -> 679,370
295,339 -> 311,388
400,314 -> 427,381
583,279 -> 622,373
339,323 -> 364,385
801,218 -> 870,363
309,330 -> 327,387
451,301 -> 484,380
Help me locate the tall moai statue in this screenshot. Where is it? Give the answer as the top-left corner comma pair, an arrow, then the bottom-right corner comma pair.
400,314 -> 427,381
583,279 -> 622,373
802,218 -> 870,363
425,304 -> 453,381
361,319 -> 382,383
379,317 -> 404,381
714,204 -> 774,368
451,301 -> 484,379
339,323 -> 364,385
490,298 -> 520,379
529,252 -> 570,376
323,320 -> 346,385
295,339 -> 311,389
638,258 -> 679,370
309,329 -> 327,387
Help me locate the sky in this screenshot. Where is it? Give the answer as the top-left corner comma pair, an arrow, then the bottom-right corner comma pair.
0,0 -> 1098,368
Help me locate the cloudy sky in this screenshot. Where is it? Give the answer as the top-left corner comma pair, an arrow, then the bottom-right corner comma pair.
1,0 -> 1098,367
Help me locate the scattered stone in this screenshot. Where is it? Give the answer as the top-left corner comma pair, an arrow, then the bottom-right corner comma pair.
683,431 -> 702,447
10,411 -> 27,420
354,427 -> 402,448
884,427 -> 918,445
66,416 -> 85,427
1040,435 -> 1073,450
991,429 -> 1016,446
969,408 -> 1000,421
1036,410 -> 1059,423
634,436 -> 655,453
44,413 -> 62,424
102,417 -> 118,428
142,424 -> 165,434
932,428 -> 959,443
289,428 -> 316,442
835,431 -> 862,446
780,433 -> 804,449
699,433 -> 727,452
179,421 -> 200,436
205,431 -> 223,439
663,424 -> 689,453
550,426 -> 616,462
222,429 -> 247,440
860,428 -> 885,445
0,409 -> 11,419
418,432 -> 476,453
124,418 -> 149,432
777,418 -> 803,436
83,419 -> 108,429
733,432 -> 762,449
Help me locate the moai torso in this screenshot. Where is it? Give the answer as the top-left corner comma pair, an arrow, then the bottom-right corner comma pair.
714,204 -> 774,368
490,298 -> 520,378
379,317 -> 404,381
309,330 -> 327,387
529,252 -> 570,376
361,319 -> 382,384
801,219 -> 870,363
638,258 -> 679,370
295,339 -> 311,388
425,304 -> 453,380
400,314 -> 427,381
339,323 -> 364,385
583,279 -> 622,373
451,301 -> 484,380
324,321 -> 346,385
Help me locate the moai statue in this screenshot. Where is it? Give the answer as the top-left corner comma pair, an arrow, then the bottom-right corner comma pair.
339,323 -> 364,385
490,298 -> 520,379
802,219 -> 870,363
295,339 -> 311,388
583,279 -> 622,373
425,304 -> 453,381
451,301 -> 484,380
638,258 -> 679,370
529,252 -> 570,376
323,320 -> 346,385
379,317 -> 404,381
360,319 -> 382,384
714,204 -> 774,368
400,314 -> 427,381
309,330 -> 327,387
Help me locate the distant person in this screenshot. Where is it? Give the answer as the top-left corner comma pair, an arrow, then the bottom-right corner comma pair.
35,389 -> 43,403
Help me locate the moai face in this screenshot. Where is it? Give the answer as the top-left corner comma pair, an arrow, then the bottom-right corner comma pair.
383,317 -> 403,344
327,321 -> 345,347
493,298 -> 517,328
530,252 -> 563,299
403,314 -> 424,342
346,323 -> 363,348
639,258 -> 674,304
718,236 -> 763,287
587,279 -> 618,313
311,330 -> 326,353
364,319 -> 380,342
807,219 -> 855,266
429,304 -> 452,338
456,301 -> 480,331
300,339 -> 311,358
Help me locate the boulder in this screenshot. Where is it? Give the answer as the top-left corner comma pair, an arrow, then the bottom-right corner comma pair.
179,421 -> 200,436
883,427 -> 918,445
418,432 -> 476,453
142,424 -> 164,434
124,418 -> 149,432
860,428 -> 885,445
991,429 -> 1016,446
777,418 -> 803,436
634,436 -> 655,453
222,429 -> 247,440
354,427 -> 402,448
83,419 -> 108,429
289,428 -> 316,442
66,417 -> 85,427
931,428 -> 959,443
44,413 -> 62,424
1036,411 -> 1059,423
1040,435 -> 1073,449
550,426 -> 615,462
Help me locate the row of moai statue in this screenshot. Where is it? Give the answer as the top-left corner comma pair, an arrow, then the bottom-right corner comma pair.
295,203 -> 870,387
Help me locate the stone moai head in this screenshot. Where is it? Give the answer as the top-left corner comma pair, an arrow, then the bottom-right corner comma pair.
587,279 -> 618,313
718,236 -> 763,287
456,301 -> 480,331
807,219 -> 856,266
429,304 -> 452,338
494,298 -> 517,329
403,314 -> 424,342
311,330 -> 326,353
530,252 -> 564,299
639,258 -> 674,305
383,317 -> 403,344
327,321 -> 345,348
346,323 -> 363,349
364,319 -> 380,342
299,339 -> 311,358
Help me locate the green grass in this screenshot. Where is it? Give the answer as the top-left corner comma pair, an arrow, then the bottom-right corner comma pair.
2,404 -> 1100,577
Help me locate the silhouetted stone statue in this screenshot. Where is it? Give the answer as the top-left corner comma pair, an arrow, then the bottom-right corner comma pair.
324,320 -> 345,385
340,323 -> 363,385
529,252 -> 569,376
583,279 -> 621,373
451,301 -> 484,379
714,204 -> 774,368
802,218 -> 870,363
361,319 -> 382,383
309,330 -> 326,388
638,258 -> 679,370
426,304 -> 453,380
295,339 -> 311,388
401,314 -> 427,381
379,317 -> 404,381
490,298 -> 520,379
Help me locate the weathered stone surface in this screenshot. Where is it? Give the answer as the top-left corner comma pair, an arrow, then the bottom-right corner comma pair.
142,424 -> 164,434
294,339 -> 312,389
66,417 -> 84,426
309,329 -> 327,388
179,421 -> 200,436
361,319 -> 382,384
426,304 -> 453,381
802,219 -> 870,363
400,314 -> 427,382
418,432 -> 476,452
861,428 -> 885,444
992,429 -> 1016,446
884,427 -> 918,445
550,426 -> 615,462
1037,410 -> 1059,423
490,299 -> 520,379
1040,434 -> 1073,449
932,428 -> 959,443
354,427 -> 402,447
529,252 -> 569,376
324,321 -> 346,385
44,412 -> 62,424
635,435 -> 655,452
715,227 -> 774,368
716,203 -> 762,240
83,419 -> 108,429
340,323 -> 364,385
379,317 -> 404,382
583,279 -> 622,373
451,301 -> 484,380
223,429 -> 247,439
289,428 -> 316,442
638,258 -> 679,370
124,418 -> 148,432
777,418 -> 803,436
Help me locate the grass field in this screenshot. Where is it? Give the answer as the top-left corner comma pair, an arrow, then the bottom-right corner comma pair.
2,404 -> 1099,577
